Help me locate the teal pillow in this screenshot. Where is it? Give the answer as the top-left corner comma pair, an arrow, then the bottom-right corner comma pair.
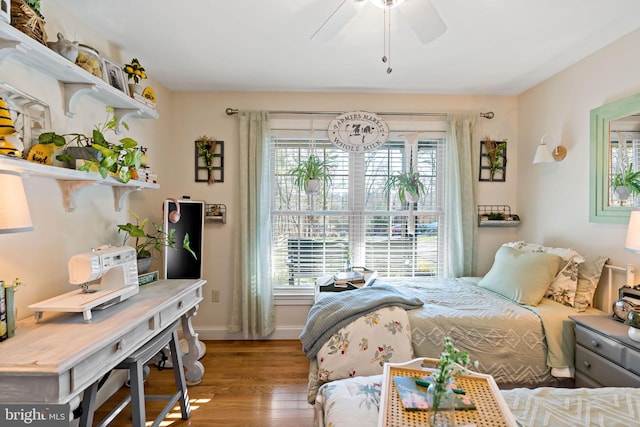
478,246 -> 564,306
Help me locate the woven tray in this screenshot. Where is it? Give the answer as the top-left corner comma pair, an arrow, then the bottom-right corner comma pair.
378,358 -> 517,427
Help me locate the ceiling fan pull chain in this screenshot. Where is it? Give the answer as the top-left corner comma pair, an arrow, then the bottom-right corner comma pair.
386,2 -> 392,74
381,4 -> 388,64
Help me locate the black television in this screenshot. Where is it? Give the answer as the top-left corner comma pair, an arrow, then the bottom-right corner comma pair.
162,199 -> 204,279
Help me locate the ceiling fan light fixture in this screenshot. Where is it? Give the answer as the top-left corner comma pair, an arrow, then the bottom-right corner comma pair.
371,0 -> 406,9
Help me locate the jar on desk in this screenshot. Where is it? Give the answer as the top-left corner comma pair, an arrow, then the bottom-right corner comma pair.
75,44 -> 103,78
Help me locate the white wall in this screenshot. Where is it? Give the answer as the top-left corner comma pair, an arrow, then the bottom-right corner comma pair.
168,92 -> 519,338
517,27 -> 640,303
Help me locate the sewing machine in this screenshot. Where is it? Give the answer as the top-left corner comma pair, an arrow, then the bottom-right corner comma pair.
29,245 -> 139,322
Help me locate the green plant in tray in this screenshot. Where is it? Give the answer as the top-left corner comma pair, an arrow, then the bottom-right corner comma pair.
38,107 -> 142,183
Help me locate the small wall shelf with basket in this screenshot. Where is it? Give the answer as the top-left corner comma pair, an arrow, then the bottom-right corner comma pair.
478,205 -> 520,227
205,203 -> 226,223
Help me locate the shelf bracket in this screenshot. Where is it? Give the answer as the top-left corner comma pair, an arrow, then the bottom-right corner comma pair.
112,186 -> 142,211
113,108 -> 143,134
64,83 -> 98,118
0,39 -> 19,64
58,180 -> 97,212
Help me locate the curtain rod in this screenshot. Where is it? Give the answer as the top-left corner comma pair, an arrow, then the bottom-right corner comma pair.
224,107 -> 494,119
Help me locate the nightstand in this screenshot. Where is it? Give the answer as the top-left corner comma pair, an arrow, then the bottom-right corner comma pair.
569,315 -> 640,387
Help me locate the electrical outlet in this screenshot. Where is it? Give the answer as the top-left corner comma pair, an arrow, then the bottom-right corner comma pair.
211,289 -> 220,302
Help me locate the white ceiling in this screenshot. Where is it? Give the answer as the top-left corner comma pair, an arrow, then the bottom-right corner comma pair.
60,0 -> 640,95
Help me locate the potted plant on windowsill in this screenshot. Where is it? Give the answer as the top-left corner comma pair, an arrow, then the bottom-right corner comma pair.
384,169 -> 425,203
612,163 -> 640,204
37,107 -> 143,183
289,154 -> 333,195
117,211 -> 197,273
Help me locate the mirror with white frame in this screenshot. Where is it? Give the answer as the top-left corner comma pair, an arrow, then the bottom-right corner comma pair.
590,92 -> 640,223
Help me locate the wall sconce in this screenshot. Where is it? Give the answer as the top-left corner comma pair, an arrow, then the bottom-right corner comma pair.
532,134 -> 567,164
0,170 -> 34,234
625,208 -> 640,254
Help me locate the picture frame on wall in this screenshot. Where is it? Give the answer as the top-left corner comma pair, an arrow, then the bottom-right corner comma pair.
102,57 -> 129,95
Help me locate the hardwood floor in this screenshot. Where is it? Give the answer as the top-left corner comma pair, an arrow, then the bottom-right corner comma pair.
92,340 -> 314,426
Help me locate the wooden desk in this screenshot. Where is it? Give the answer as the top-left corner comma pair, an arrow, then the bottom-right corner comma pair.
0,279 -> 205,405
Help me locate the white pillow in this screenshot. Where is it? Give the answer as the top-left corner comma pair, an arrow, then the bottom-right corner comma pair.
546,259 -> 579,307
316,306 -> 413,382
503,241 -> 585,264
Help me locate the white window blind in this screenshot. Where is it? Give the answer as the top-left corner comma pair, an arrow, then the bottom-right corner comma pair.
270,115 -> 447,287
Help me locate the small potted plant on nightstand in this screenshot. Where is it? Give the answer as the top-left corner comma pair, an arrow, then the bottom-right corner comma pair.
625,310 -> 640,342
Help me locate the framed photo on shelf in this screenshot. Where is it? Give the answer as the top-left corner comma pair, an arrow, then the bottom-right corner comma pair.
102,57 -> 129,95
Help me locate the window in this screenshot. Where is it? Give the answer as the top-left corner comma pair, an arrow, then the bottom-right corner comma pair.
270,116 -> 447,288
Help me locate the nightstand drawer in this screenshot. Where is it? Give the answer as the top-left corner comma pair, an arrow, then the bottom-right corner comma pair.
576,345 -> 640,387
575,325 -> 626,364
625,346 -> 640,376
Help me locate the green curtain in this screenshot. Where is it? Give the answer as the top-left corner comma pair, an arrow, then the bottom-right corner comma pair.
445,114 -> 478,277
229,111 -> 275,337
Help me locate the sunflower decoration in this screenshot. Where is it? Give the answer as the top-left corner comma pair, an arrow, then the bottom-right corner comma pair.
123,58 -> 147,84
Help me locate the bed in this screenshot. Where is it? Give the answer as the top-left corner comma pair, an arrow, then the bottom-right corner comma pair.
300,242 -> 614,404
315,372 -> 640,427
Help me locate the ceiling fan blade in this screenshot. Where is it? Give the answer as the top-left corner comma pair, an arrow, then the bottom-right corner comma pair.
311,0 -> 367,42
397,0 -> 446,44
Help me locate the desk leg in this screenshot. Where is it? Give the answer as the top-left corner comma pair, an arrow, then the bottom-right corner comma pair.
181,306 -> 205,385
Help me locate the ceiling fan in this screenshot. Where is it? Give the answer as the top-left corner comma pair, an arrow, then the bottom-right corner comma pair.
311,0 -> 446,44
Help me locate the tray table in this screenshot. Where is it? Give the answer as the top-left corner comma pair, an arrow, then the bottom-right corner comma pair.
378,358 -> 517,427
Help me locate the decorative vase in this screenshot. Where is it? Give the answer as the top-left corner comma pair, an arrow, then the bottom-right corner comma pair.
128,83 -> 143,96
426,382 -> 456,427
305,179 -> 320,195
628,326 -> 640,342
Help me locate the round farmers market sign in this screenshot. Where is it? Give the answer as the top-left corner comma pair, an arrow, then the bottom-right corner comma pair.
328,111 -> 389,152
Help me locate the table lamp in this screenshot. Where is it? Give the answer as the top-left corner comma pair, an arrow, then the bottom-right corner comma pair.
0,170 -> 33,234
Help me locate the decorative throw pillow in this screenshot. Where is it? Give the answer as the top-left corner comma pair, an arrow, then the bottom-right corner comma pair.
503,241 -> 585,264
546,259 -> 579,307
478,246 -> 564,306
574,256 -> 608,312
316,306 -> 413,382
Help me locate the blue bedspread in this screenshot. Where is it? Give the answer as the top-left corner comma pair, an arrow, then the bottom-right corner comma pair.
299,284 -> 424,360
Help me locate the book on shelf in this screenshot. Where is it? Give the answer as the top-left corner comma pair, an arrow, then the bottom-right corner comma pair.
0,283 -> 7,341
393,375 -> 476,411
132,92 -> 157,109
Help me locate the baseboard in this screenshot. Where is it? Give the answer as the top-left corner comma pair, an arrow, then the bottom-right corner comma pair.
195,326 -> 304,340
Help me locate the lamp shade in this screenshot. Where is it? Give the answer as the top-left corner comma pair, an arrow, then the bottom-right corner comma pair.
0,170 -> 33,234
532,143 -> 554,164
625,208 -> 640,253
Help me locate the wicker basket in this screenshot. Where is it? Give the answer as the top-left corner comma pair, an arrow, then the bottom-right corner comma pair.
11,0 -> 47,45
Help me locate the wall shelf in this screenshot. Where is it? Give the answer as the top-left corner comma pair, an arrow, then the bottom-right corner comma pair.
477,204 -> 520,227
0,21 -> 158,129
205,203 -> 226,223
0,156 -> 159,212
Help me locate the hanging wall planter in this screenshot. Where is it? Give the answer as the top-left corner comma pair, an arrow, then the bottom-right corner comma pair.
479,139 -> 507,182
195,136 -> 224,184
